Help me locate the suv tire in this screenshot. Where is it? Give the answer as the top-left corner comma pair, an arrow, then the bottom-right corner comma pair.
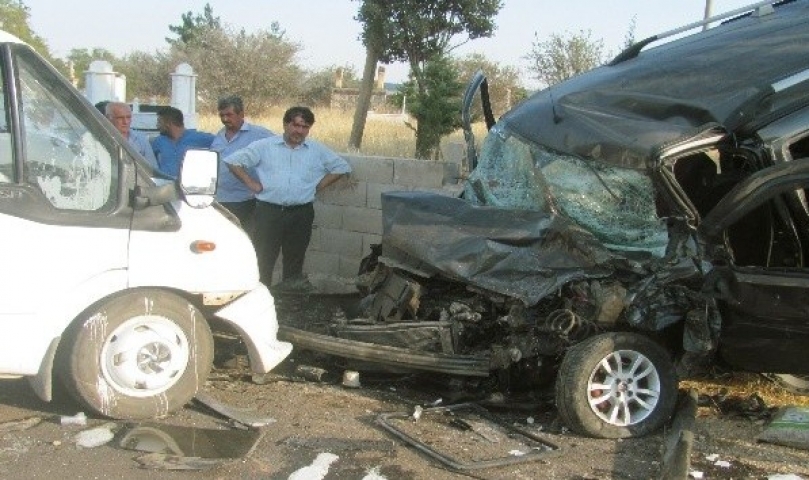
556,332 -> 678,438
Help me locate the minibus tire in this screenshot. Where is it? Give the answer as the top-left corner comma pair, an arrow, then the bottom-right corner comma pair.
58,289 -> 213,419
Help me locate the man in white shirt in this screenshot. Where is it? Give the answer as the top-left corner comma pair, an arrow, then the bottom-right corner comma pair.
226,106 -> 351,288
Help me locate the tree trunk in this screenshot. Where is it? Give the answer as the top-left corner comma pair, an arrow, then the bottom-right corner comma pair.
348,47 -> 379,151
414,121 -> 434,160
411,61 -> 434,159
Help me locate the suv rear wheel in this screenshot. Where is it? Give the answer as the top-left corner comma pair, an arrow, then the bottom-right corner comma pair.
555,332 -> 678,438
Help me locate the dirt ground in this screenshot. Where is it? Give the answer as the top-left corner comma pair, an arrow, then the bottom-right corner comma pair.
1,352 -> 808,479
1,292 -> 809,479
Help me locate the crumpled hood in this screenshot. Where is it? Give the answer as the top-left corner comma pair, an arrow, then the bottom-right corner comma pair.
379,191 -> 654,306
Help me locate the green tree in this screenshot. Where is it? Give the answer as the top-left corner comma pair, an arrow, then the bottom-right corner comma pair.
623,15 -> 637,50
172,25 -> 302,114
356,0 -> 502,158
166,2 -> 222,46
0,0 -> 63,69
398,54 -> 464,159
454,53 -> 526,120
118,50 -> 174,101
525,30 -> 605,88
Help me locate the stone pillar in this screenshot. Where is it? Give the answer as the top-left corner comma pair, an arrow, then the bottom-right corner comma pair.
375,65 -> 386,90
130,97 -> 157,131
84,60 -> 118,104
67,61 -> 77,87
170,63 -> 198,129
113,74 -> 127,104
334,67 -> 344,88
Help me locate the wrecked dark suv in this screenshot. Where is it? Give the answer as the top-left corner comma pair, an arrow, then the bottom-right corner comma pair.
282,0 -> 809,438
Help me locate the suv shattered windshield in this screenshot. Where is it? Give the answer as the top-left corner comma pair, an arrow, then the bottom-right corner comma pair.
465,125 -> 668,255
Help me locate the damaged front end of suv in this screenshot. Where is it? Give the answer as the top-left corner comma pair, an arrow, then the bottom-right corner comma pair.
283,0 -> 809,438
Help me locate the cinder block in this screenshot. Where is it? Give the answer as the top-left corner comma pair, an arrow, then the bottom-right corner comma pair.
366,182 -> 408,210
345,155 -> 395,183
339,256 -> 363,279
302,154 -> 476,279
317,227 -> 364,258
319,180 -> 368,207
443,162 -> 462,185
440,141 -> 466,166
313,203 -> 344,229
394,158 -> 445,188
303,250 -> 340,275
342,206 -> 383,235
362,233 -> 383,255
308,225 -> 323,250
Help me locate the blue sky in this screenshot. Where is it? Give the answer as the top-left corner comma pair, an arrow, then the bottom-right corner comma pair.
22,0 -> 758,87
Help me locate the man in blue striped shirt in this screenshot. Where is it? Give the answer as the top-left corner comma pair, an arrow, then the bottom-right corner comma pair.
225,106 -> 351,287
211,95 -> 273,238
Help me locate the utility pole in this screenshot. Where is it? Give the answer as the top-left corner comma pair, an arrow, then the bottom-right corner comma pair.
703,0 -> 714,30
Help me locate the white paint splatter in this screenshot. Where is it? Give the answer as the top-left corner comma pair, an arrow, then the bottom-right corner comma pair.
190,306 -> 200,390
143,296 -> 154,315
34,132 -> 113,211
74,424 -> 115,448
287,453 -> 339,480
362,466 -> 387,480
95,373 -> 117,416
85,311 -> 108,346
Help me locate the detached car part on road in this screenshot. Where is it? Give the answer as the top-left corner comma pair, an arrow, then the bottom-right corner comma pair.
0,31 -> 291,418
282,0 -> 809,438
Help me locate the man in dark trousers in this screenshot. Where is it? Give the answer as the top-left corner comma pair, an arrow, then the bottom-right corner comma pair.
211,95 -> 273,238
225,106 -> 351,289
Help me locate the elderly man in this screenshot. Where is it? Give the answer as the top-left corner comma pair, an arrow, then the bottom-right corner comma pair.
225,106 -> 351,288
211,95 -> 273,238
104,102 -> 158,170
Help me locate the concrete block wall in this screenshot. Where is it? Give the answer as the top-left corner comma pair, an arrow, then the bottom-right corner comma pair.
301,154 -> 463,281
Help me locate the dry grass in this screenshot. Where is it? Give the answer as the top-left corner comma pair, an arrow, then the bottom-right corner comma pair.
198,107 -> 480,159
683,373 -> 809,410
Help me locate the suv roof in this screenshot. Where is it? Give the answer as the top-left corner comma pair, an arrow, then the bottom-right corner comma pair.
0,30 -> 24,45
502,0 -> 809,169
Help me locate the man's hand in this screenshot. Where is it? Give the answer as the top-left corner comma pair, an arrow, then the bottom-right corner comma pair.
246,177 -> 263,193
316,173 -> 345,193
228,164 -> 263,193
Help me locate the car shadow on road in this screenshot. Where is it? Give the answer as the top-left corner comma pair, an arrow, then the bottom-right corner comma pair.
0,378 -> 88,421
